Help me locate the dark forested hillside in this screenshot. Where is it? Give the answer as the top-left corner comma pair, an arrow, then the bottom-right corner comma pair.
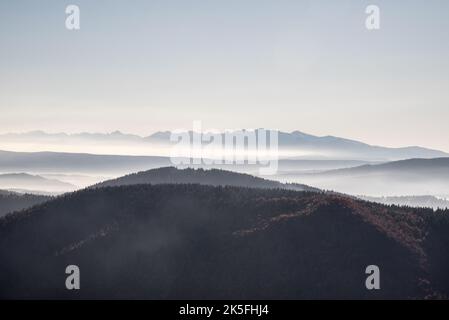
0,184 -> 448,299
0,190 -> 51,217
93,166 -> 318,192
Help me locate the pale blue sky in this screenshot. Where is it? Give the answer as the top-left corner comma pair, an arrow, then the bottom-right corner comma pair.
1,0 -> 449,151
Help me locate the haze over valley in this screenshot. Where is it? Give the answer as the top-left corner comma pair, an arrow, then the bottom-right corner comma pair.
0,130 -> 448,209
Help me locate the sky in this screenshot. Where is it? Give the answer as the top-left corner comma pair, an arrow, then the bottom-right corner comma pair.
1,0 -> 449,151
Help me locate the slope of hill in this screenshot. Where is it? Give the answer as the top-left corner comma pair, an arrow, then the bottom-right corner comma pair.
0,190 -> 52,217
0,184 -> 448,299
0,173 -> 76,193
288,158 -> 449,197
93,167 -> 318,192
359,195 -> 449,210
322,158 -> 449,176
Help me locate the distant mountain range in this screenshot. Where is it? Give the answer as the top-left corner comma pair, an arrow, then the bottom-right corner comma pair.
1,130 -> 447,161
1,168 -> 448,299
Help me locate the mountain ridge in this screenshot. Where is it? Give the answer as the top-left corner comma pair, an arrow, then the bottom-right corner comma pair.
92,166 -> 319,192
314,157 -> 449,175
1,130 -> 447,161
285,158 -> 449,197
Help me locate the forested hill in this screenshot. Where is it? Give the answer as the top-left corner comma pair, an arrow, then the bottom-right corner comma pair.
93,166 -> 318,192
1,184 -> 448,299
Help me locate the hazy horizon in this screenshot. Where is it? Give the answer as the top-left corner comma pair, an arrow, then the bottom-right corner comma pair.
0,128 -> 449,155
